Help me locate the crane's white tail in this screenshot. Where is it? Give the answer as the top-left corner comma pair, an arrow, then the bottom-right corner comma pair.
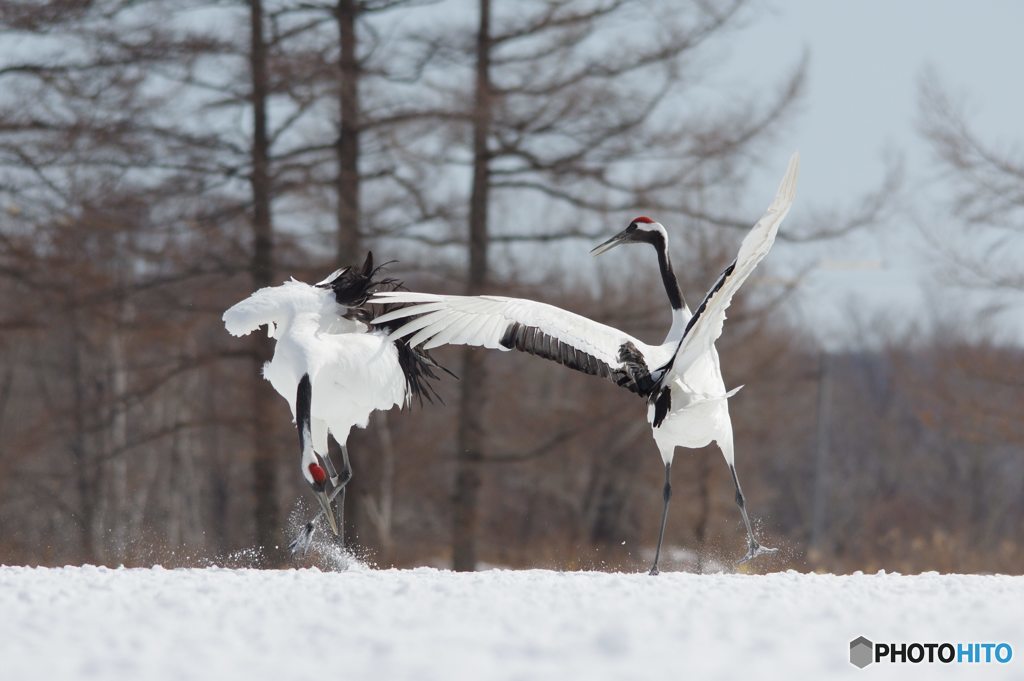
222,286 -> 287,337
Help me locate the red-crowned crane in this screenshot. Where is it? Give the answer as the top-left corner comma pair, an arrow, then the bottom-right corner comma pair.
223,253 -> 449,555
373,154 -> 799,574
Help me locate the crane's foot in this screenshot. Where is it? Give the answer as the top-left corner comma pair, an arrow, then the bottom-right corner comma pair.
648,566 -> 660,576
737,540 -> 778,565
288,521 -> 316,557
289,482 -> 349,558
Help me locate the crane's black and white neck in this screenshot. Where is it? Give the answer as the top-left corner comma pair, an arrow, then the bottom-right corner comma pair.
591,217 -> 689,342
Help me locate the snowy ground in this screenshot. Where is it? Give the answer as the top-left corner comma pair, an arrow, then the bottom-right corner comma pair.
1,565 -> 1020,681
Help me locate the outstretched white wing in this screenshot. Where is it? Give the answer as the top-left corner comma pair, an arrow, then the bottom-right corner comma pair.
372,293 -> 665,396
668,152 -> 799,375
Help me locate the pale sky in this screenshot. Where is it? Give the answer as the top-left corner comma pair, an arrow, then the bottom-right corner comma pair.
5,1 -> 1021,347
729,1 -> 1024,346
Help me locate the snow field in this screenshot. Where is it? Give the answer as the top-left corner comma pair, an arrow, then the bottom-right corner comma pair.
0,566 -> 1020,681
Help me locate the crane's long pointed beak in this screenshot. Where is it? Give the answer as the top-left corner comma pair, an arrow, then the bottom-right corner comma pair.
316,489 -> 340,535
590,232 -> 626,257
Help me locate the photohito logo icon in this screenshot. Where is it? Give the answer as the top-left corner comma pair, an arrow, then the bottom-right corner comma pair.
848,636 -> 1012,668
850,636 -> 874,668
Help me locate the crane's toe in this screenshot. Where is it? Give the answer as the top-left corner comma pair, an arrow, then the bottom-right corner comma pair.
737,541 -> 778,565
288,521 -> 316,557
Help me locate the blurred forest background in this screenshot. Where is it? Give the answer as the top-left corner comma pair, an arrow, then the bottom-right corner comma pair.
0,0 -> 1021,574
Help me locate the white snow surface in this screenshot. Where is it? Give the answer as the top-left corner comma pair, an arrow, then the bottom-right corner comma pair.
1,566 -> 1020,681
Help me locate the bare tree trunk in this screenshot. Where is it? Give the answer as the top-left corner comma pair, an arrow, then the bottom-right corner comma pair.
452,0 -> 492,572
127,393 -> 162,549
810,351 -> 832,554
68,311 -> 97,562
335,0 -> 361,264
106,321 -> 130,560
0,364 -> 13,435
364,413 -> 397,565
199,361 -> 230,554
332,0 -> 371,551
248,0 -> 279,561
693,454 -> 712,572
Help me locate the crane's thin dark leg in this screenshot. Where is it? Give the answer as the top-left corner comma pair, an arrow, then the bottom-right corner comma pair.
730,463 -> 777,564
289,375 -> 317,556
322,448 -> 341,488
649,462 -> 672,576
326,445 -> 353,502
337,445 -> 353,489
330,445 -> 353,546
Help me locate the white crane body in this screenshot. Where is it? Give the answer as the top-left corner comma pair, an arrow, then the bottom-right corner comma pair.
224,254 -> 448,553
374,154 -> 799,573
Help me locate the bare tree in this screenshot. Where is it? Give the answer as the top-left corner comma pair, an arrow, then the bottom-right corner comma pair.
420,0 -> 806,571
6,1 -> 1001,577
0,0 -> 295,560
918,73 -> 1024,294
246,0 -> 282,561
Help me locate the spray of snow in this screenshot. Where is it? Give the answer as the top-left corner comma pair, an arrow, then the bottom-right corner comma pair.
285,500 -> 371,572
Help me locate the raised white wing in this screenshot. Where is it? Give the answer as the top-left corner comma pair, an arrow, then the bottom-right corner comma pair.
371,293 -> 664,396
670,152 -> 800,374
223,280 -> 321,338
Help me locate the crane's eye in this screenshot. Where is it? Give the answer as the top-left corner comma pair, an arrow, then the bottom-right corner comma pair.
626,223 -> 638,233
308,463 -> 327,485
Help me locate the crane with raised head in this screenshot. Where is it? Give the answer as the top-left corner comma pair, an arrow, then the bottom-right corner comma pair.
373,154 -> 799,574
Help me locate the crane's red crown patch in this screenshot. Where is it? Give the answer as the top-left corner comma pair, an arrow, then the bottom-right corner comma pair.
308,463 -> 327,485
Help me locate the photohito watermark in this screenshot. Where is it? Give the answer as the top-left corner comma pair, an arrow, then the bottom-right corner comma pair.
850,636 -> 1013,669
